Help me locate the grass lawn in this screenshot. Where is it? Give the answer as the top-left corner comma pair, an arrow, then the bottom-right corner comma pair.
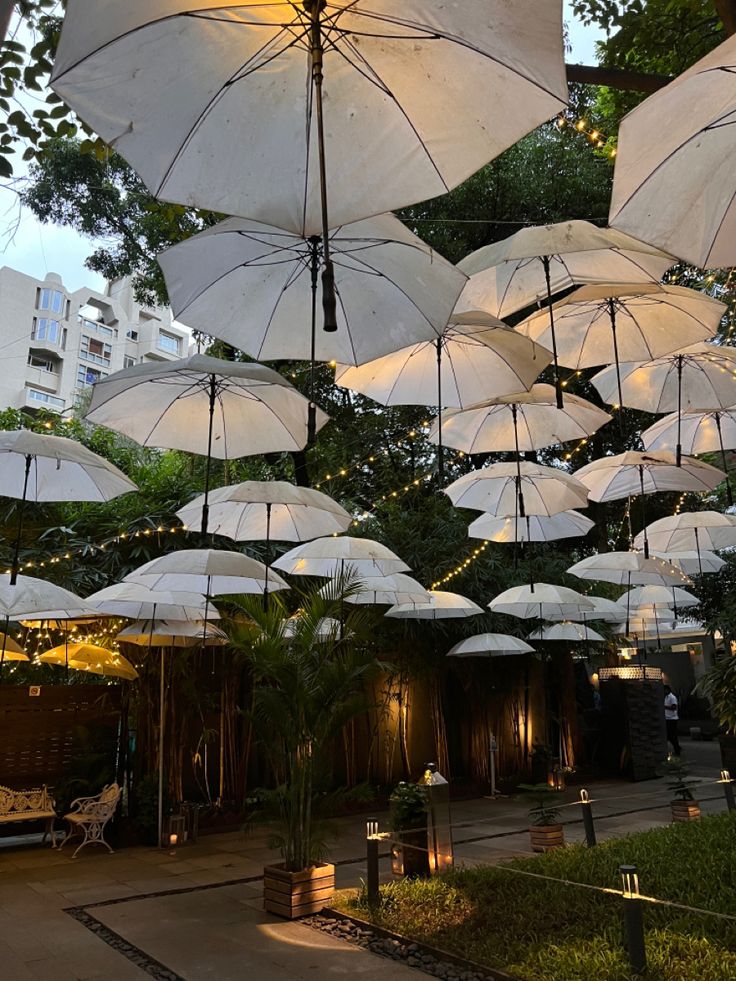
335,813 -> 736,980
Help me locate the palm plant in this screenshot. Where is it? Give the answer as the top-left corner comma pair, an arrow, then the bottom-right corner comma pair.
227,573 -> 387,872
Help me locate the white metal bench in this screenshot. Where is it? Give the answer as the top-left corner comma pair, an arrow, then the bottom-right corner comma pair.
59,783 -> 120,858
0,785 -> 57,846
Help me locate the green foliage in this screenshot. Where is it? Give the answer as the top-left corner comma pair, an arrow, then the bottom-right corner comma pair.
663,757 -> 699,801
697,652 -> 736,734
389,782 -> 428,832
519,782 -> 564,825
132,772 -> 168,846
340,814 -> 736,980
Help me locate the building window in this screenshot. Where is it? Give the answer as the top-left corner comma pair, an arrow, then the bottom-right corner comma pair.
123,355 -> 137,369
80,335 -> 112,366
157,330 -> 181,355
126,329 -> 139,341
27,388 -> 64,410
77,365 -> 105,388
37,288 -> 65,315
31,317 -> 61,344
79,316 -> 115,338
27,354 -> 56,373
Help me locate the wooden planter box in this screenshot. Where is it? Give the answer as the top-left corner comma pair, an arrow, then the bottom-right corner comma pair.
263,862 -> 335,919
671,800 -> 701,822
529,824 -> 564,852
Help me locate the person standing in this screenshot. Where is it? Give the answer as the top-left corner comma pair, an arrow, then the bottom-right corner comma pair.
664,685 -> 681,757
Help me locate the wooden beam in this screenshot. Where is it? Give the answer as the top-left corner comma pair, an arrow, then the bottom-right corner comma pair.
566,63 -> 673,93
715,0 -> 736,37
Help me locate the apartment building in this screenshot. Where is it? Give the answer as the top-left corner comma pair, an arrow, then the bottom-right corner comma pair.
0,266 -> 190,414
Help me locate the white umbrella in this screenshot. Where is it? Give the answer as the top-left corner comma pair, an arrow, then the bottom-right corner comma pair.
273,536 -> 409,579
489,583 -> 594,620
330,574 -> 430,607
175,482 -> 352,560
158,213 -> 467,380
52,1 -> 567,334
622,585 -> 699,610
281,616 -> 343,642
445,463 -> 588,517
85,355 -> 329,532
386,591 -> 484,620
574,451 -> 725,556
447,633 -> 535,657
546,595 -> 626,623
527,623 -> 605,643
456,221 -> 673,405
592,344 -> 736,466
468,511 -> 594,544
652,550 -> 725,576
516,283 -> 724,421
431,385 -> 611,454
0,431 -> 137,583
567,552 -> 691,587
609,34 -> 736,268
633,511 -> 736,577
642,408 -> 736,505
126,549 -> 288,597
116,620 -> 228,647
336,313 -> 549,479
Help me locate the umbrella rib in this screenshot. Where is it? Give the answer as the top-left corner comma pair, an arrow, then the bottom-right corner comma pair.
333,284 -> 358,364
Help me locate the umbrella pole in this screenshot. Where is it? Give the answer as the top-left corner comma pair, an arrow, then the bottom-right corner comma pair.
626,572 -> 631,635
695,526 -> 703,578
263,503 -> 272,605
148,607 -> 165,850
608,299 -> 625,437
0,615 -> 8,675
65,623 -> 69,686
201,376 -> 217,536
541,256 -> 563,409
10,454 -> 32,586
715,412 -> 734,506
307,0 -> 337,334
638,466 -> 649,559
308,235 -> 321,446
436,339 -> 444,485
676,355 -> 683,467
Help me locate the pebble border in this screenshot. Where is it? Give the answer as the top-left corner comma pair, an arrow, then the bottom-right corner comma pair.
67,907 -> 186,981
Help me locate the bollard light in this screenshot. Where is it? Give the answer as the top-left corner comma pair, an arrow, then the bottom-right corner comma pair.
365,818 -> 380,906
718,769 -> 736,812
619,864 -> 646,975
580,788 -> 597,847
620,864 -> 640,899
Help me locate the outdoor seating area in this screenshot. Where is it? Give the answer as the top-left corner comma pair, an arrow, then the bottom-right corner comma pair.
2,2 -> 736,980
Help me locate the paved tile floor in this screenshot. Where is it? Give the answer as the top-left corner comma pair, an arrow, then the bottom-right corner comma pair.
0,739 -> 726,980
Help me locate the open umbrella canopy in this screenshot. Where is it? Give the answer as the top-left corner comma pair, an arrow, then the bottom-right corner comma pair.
176,481 -> 352,543
281,616 -> 343,642
621,585 -> 699,609
489,583 -> 594,619
643,408 -> 736,456
159,213 -> 467,366
386,590 -> 483,620
125,549 -> 288,596
609,33 -> 736,268
527,622 -> 605,643
447,633 -> 535,657
331,574 -> 430,607
38,643 -> 139,681
86,355 -> 328,458
516,283 -> 723,369
116,620 -> 228,647
51,1 -> 567,237
445,463 -> 588,516
0,430 -> 137,502
431,385 -> 611,454
0,576 -> 94,621
468,511 -> 594,544
85,583 -> 215,621
575,451 -> 725,501
546,595 -> 625,623
568,552 -> 691,587
652,550 -> 726,576
273,536 -> 409,578
0,634 -> 28,661
633,512 -> 736,553
335,314 -> 549,410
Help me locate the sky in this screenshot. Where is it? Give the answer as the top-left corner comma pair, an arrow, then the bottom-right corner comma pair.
0,4 -> 606,294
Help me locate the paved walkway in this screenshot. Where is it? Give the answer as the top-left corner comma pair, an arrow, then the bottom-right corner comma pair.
0,739 -> 726,980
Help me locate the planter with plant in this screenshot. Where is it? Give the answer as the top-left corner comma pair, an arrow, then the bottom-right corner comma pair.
664,757 -> 701,822
229,576 -> 384,919
389,781 -> 429,878
696,652 -> 736,772
520,783 -> 564,851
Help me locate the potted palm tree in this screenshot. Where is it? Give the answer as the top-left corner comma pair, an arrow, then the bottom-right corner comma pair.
520,783 -> 565,851
697,652 -> 736,773
229,575 -> 384,919
664,757 -> 701,822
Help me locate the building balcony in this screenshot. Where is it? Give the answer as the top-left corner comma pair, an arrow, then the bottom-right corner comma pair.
25,366 -> 60,393
25,387 -> 65,413
29,335 -> 65,357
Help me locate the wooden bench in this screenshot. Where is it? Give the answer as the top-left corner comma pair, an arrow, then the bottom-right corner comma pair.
0,785 -> 57,846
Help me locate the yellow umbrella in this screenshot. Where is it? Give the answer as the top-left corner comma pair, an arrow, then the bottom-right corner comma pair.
0,633 -> 28,662
38,642 -> 138,681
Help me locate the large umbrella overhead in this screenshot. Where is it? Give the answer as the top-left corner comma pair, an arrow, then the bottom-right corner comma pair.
516,283 -> 724,425
489,583 -> 594,619
85,355 -> 329,533
430,385 -> 611,455
567,552 -> 691,587
546,595 -> 626,623
642,408 -> 736,505
52,1 -> 567,335
175,482 -> 352,558
116,620 -> 228,647
158,214 -> 468,397
273,536 -> 410,578
609,33 -> 736,268
328,574 -> 430,607
653,550 -> 725,577
386,590 -> 484,620
84,583 -> 214,621
0,431 -> 137,583
447,633 -> 535,657
621,585 -> 699,610
527,622 -> 605,643
592,344 -> 736,467
633,511 -> 736,576
456,221 -> 673,405
336,313 -> 550,480
468,511 -> 594,544
126,549 -> 288,596
445,463 -> 588,518
575,450 -> 725,557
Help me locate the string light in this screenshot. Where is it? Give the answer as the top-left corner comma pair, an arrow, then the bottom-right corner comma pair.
432,541 -> 490,589
556,112 -> 616,159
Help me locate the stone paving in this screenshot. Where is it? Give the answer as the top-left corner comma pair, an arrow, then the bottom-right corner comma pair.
0,738 -> 727,980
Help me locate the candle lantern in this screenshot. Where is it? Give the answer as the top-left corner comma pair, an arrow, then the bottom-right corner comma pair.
418,763 -> 454,874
